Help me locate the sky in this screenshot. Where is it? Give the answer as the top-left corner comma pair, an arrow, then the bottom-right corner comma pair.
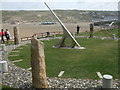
1,0 -> 120,11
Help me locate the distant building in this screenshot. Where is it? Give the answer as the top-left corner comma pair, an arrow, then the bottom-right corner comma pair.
79,11 -> 89,14
11,21 -> 16,25
41,22 -> 56,25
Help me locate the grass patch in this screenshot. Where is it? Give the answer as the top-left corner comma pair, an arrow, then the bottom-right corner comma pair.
94,28 -> 119,38
77,28 -> 119,38
0,41 -> 14,46
5,41 -> 14,46
1,85 -> 19,90
8,44 -> 31,69
8,38 -> 118,79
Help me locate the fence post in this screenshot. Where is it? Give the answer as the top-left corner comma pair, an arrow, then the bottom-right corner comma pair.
53,32 -> 56,38
42,33 -> 43,38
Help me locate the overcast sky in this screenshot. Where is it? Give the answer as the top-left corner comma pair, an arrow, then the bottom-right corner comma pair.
1,0 -> 120,11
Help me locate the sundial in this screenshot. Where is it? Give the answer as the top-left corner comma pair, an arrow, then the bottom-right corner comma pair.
45,2 -> 85,49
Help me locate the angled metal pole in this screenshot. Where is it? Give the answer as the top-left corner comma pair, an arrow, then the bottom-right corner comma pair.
44,2 -> 85,49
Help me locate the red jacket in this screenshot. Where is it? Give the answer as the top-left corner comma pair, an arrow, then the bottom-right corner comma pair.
0,32 -> 5,36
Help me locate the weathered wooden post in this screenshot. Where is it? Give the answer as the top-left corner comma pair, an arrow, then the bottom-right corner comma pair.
13,27 -> 21,45
89,23 -> 94,38
41,33 -> 44,38
31,38 -> 48,88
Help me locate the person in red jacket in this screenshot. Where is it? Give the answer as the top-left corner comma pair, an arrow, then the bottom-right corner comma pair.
1,29 -> 5,43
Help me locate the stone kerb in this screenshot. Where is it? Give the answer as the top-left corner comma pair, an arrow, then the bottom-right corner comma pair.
1,40 -> 31,88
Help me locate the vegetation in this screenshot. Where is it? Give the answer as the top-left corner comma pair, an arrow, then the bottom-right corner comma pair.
77,28 -> 119,38
2,10 -> 117,23
1,85 -> 19,90
94,28 -> 119,38
8,44 -> 31,69
8,38 -> 118,79
0,41 -> 14,47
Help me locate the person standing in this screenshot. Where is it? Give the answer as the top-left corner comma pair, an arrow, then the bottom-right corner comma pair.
77,25 -> 80,34
89,24 -> 94,38
1,29 -> 5,43
5,29 -> 11,44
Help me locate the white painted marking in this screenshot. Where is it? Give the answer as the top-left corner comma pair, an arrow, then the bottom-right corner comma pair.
27,67 -> 32,71
17,48 -> 23,49
12,51 -> 19,53
87,37 -> 89,39
96,72 -> 103,79
58,71 -> 64,77
101,38 -> 104,40
12,59 -> 23,63
9,55 -> 19,56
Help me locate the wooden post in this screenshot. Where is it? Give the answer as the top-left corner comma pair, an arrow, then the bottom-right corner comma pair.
13,27 -> 21,45
89,23 -> 94,38
42,33 -> 43,38
31,38 -> 48,88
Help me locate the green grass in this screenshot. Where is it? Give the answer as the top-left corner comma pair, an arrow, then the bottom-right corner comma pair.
1,85 -> 19,90
0,41 -> 14,46
8,38 -> 118,79
8,44 -> 31,69
5,41 -> 14,46
94,28 -> 119,38
77,28 -> 119,38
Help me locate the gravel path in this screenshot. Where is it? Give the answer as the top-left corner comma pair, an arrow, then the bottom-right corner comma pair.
0,39 -> 120,89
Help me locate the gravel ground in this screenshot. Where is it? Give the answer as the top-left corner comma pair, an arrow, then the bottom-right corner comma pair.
0,39 -> 120,90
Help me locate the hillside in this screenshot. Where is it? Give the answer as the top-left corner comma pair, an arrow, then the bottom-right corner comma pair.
1,10 -> 91,23
1,10 -> 118,24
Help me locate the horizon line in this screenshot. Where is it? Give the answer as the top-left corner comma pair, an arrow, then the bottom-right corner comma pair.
0,9 -> 118,11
